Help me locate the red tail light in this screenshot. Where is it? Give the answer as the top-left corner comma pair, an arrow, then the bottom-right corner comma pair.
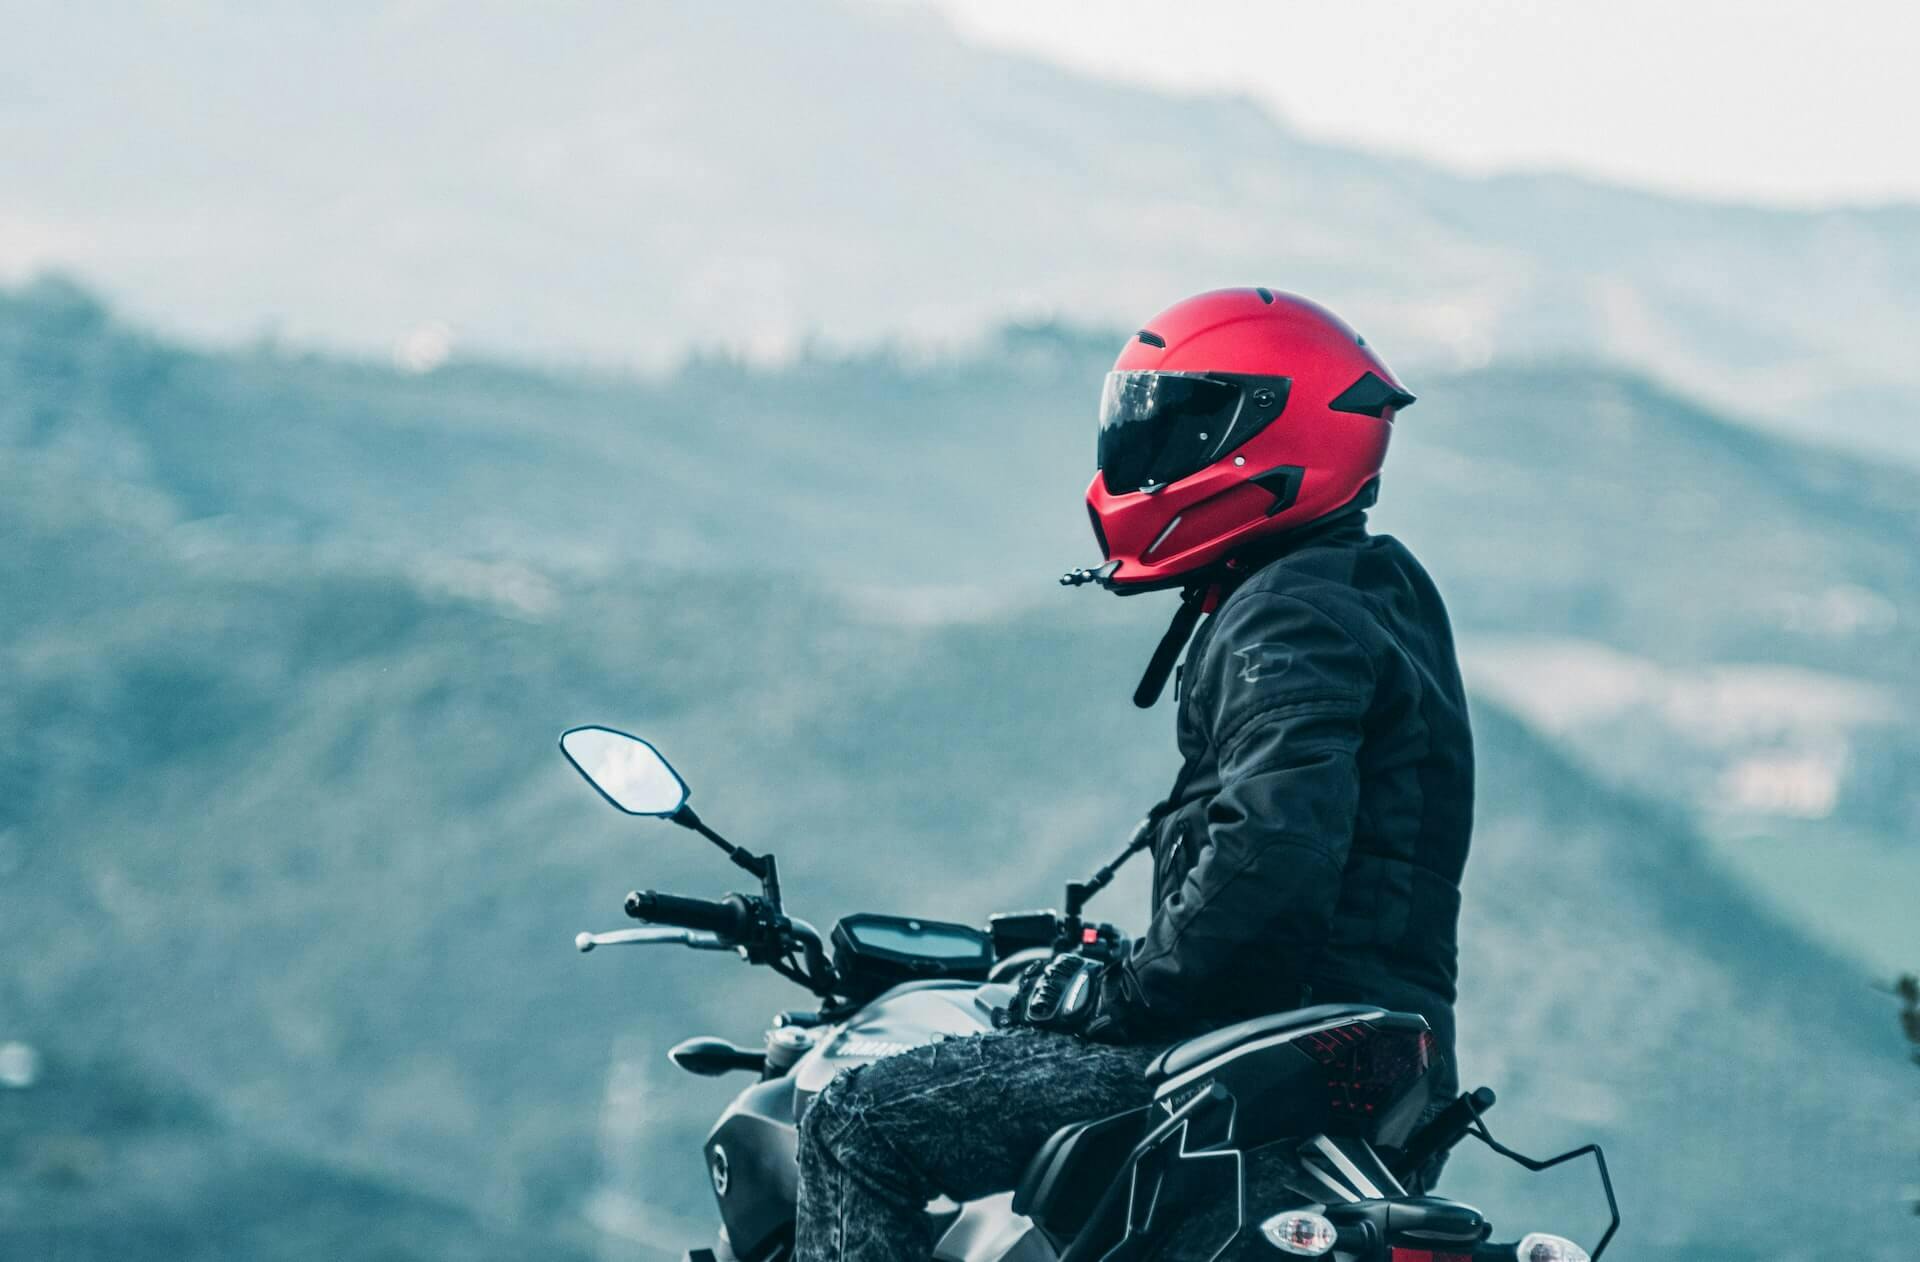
1299,1020 -> 1434,1122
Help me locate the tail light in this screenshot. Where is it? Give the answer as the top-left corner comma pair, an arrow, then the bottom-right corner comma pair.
1259,1209 -> 1336,1256
1516,1234 -> 1591,1262
1299,1019 -> 1435,1141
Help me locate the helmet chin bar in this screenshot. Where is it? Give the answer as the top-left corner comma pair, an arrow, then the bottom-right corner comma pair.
1076,479 -> 1383,598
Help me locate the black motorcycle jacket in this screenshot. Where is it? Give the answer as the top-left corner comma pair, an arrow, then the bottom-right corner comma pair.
1094,514 -> 1473,1098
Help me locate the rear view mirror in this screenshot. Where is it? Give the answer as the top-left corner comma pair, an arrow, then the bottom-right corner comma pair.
560,726 -> 690,818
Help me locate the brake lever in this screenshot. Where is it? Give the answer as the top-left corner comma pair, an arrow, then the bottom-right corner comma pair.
574,927 -> 733,953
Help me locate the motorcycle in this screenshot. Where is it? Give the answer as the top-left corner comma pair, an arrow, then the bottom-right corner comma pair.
560,724 -> 1619,1262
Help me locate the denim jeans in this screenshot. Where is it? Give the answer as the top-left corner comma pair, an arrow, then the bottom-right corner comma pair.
794,1027 -> 1163,1262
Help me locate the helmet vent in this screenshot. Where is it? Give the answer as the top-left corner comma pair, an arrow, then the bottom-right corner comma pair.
1255,287 -> 1275,304
1249,465 -> 1306,517
1134,329 -> 1167,348
1144,514 -> 1182,559
1086,503 -> 1110,558
1328,372 -> 1417,418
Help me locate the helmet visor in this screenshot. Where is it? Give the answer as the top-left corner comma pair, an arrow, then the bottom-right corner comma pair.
1097,371 -> 1289,494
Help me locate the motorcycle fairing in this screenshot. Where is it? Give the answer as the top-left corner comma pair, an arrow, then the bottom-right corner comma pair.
706,981 -> 1004,1262
1012,1104 -> 1154,1239
705,1075 -> 801,1262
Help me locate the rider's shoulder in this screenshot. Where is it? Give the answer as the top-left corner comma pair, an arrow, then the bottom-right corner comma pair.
1216,559 -> 1383,653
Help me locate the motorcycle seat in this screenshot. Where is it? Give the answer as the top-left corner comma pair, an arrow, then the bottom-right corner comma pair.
1145,1003 -> 1387,1083
1018,1004 -> 1429,1242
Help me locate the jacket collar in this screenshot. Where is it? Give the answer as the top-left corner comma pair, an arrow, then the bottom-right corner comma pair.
1221,510 -> 1369,587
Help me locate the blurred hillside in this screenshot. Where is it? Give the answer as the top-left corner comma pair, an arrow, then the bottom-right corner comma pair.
4,279 -> 1917,1260
5,1 -> 1920,459
12,272 -> 1917,866
0,1049 -> 586,1262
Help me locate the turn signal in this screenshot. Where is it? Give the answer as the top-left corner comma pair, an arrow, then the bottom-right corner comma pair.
1260,1209 -> 1337,1256
1516,1233 -> 1590,1262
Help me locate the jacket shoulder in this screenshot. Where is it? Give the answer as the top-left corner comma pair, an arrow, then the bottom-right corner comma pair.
1188,564 -> 1380,735
1218,549 -> 1387,651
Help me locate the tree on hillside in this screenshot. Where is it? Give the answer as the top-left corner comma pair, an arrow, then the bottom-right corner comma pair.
1900,976 -> 1920,1063
1897,975 -> 1920,1215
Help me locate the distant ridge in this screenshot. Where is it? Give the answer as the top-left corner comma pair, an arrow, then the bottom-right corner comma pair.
3,2 -> 1919,457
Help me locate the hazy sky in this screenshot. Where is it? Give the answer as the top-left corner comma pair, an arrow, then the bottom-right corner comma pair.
884,0 -> 1920,208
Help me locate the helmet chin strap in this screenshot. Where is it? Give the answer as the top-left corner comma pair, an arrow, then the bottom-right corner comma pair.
1054,563 -> 1210,708
1132,583 -> 1209,708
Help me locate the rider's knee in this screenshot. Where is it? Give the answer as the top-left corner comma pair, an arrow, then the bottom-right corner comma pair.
798,1068 -> 868,1161
800,1060 -> 925,1168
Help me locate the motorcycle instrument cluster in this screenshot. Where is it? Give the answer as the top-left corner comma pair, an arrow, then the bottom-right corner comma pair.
829,913 -> 994,1000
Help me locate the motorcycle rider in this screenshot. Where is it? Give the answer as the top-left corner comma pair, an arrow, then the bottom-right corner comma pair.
796,288 -> 1473,1261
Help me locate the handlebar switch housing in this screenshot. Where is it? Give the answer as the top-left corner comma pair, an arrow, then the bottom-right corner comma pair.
1325,1196 -> 1490,1255
1069,921 -> 1128,963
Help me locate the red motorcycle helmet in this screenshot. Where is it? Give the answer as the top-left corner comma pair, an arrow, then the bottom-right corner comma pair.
1083,288 -> 1414,594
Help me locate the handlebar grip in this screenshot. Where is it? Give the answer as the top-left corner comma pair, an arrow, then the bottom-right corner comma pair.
624,890 -> 749,937
1395,1085 -> 1496,1177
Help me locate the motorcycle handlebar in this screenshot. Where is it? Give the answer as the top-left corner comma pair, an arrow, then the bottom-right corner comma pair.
624,889 -> 751,937
1394,1085 -> 1497,1179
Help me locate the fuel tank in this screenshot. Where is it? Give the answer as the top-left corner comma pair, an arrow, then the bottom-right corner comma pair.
788,980 -> 1008,1117
701,980 -> 1020,1261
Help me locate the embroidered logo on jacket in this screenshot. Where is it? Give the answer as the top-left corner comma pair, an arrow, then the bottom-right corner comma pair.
1233,643 -> 1295,683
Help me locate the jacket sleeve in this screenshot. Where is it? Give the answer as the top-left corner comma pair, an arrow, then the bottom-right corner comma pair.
1092,590 -> 1375,1041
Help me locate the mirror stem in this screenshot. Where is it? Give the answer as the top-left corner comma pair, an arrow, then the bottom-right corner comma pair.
670,803 -> 743,862
671,805 -> 782,910
1061,820 -> 1155,944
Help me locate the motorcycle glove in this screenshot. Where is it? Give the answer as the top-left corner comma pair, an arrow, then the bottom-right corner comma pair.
1003,953 -> 1108,1036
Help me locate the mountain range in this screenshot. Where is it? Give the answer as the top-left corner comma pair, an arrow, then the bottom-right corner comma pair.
4,1 -> 1919,460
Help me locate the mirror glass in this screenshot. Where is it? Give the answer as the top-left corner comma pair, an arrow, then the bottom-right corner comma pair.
560,726 -> 689,817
